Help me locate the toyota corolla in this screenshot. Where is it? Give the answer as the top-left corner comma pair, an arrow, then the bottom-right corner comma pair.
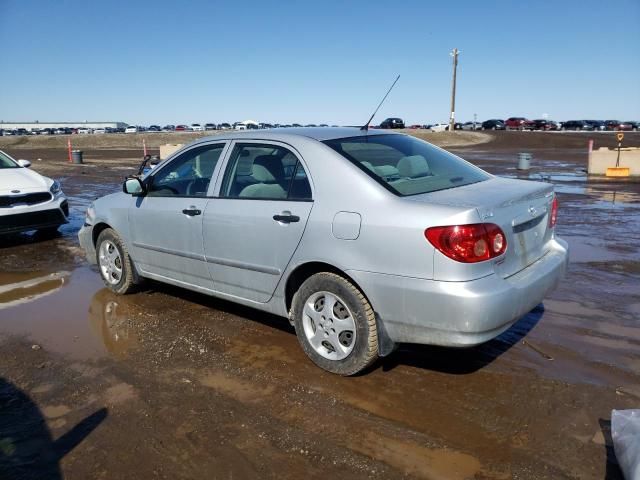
79,128 -> 568,375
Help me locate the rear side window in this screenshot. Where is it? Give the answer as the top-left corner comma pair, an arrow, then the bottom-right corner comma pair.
323,134 -> 489,196
221,143 -> 312,201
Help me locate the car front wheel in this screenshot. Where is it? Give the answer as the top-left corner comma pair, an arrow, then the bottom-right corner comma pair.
292,273 -> 378,375
96,228 -> 140,294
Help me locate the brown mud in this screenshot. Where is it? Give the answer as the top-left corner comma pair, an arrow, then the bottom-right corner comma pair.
1,131 -> 639,479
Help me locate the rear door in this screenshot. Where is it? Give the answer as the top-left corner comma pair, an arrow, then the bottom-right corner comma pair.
128,142 -> 227,288
203,141 -> 313,302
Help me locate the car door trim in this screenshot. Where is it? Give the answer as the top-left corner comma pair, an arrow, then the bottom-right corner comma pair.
204,255 -> 281,276
133,241 -> 205,262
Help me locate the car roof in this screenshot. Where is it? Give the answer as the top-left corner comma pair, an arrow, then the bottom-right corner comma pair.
196,127 -> 398,143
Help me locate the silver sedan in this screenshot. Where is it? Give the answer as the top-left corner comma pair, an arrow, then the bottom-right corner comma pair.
79,128 -> 568,375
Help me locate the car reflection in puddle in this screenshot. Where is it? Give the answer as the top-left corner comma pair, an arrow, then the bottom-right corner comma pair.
87,289 -> 138,358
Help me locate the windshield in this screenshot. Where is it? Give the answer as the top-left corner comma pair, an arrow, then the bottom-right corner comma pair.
0,151 -> 19,169
323,134 -> 490,196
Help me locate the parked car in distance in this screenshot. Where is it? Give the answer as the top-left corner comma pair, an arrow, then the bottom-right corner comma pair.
584,120 -> 606,131
175,125 -> 189,132
191,124 -> 204,132
429,123 -> 449,132
148,125 -> 162,132
504,117 -> 533,130
561,120 -> 591,131
605,120 -> 633,131
162,125 -> 176,132
78,128 -> 568,375
460,122 -> 481,131
77,127 -> 91,134
218,123 -> 231,130
481,119 -> 505,130
379,118 -> 405,129
1,150 -> 69,235
125,126 -> 138,134
625,121 -> 639,131
530,120 -> 558,131
204,123 -> 217,131
93,128 -> 106,134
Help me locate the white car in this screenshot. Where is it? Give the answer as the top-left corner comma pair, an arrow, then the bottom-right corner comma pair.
429,123 -> 449,132
93,128 -> 107,134
77,127 -> 92,134
0,150 -> 69,235
191,124 -> 204,132
125,126 -> 138,134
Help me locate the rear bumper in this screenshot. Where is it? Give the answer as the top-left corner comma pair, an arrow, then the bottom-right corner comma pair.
348,237 -> 569,347
0,196 -> 69,235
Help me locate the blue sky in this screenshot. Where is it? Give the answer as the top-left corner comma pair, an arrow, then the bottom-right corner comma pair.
1,0 -> 638,125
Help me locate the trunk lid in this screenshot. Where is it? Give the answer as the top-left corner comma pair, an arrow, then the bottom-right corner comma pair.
408,177 -> 555,278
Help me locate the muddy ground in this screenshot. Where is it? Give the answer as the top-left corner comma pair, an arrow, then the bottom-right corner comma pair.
1,131 -> 639,479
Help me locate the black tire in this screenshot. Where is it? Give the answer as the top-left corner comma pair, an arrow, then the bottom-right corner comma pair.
95,228 -> 140,295
291,272 -> 378,375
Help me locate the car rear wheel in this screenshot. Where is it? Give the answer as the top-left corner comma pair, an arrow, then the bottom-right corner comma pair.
291,273 -> 378,375
96,228 -> 140,294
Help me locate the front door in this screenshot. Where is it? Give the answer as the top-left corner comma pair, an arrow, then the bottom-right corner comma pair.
203,141 -> 314,302
129,142 -> 227,289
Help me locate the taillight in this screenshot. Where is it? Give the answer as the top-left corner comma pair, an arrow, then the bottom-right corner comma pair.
425,223 -> 507,263
549,196 -> 558,228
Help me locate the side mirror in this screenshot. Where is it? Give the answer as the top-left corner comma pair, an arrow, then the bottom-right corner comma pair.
123,177 -> 145,196
17,159 -> 31,168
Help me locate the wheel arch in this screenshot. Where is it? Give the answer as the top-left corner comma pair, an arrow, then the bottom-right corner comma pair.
284,261 -> 367,315
92,222 -> 112,246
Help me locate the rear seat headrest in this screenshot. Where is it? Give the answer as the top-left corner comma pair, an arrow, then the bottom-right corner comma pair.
398,155 -> 430,178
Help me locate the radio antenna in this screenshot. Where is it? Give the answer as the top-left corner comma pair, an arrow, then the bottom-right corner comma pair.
360,74 -> 400,131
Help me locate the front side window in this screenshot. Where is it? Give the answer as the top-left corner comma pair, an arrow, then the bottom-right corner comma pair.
147,143 -> 225,197
323,134 -> 489,196
0,151 -> 18,169
220,143 -> 312,201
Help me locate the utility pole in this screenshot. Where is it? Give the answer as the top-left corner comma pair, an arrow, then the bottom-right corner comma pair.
449,48 -> 459,132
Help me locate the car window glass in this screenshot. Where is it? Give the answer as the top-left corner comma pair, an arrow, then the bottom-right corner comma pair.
148,144 -> 224,197
324,134 -> 489,196
0,151 -> 18,169
221,144 -> 312,200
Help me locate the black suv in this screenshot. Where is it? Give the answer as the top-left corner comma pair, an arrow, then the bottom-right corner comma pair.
379,118 -> 405,129
481,119 -> 505,130
561,120 -> 591,131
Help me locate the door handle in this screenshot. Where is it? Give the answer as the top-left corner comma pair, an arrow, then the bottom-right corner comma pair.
273,213 -> 300,223
182,206 -> 202,216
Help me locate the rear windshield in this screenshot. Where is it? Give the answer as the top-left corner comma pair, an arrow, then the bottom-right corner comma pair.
323,134 -> 490,196
0,151 -> 18,169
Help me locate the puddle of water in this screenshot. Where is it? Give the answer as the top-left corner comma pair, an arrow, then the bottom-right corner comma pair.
0,271 -> 69,309
563,235 -> 631,263
0,267 -> 108,359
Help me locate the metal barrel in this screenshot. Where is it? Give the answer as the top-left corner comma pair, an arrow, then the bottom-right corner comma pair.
72,150 -> 83,164
517,152 -> 531,170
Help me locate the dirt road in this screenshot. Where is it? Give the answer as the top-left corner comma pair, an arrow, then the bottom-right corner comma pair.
1,132 -> 639,479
